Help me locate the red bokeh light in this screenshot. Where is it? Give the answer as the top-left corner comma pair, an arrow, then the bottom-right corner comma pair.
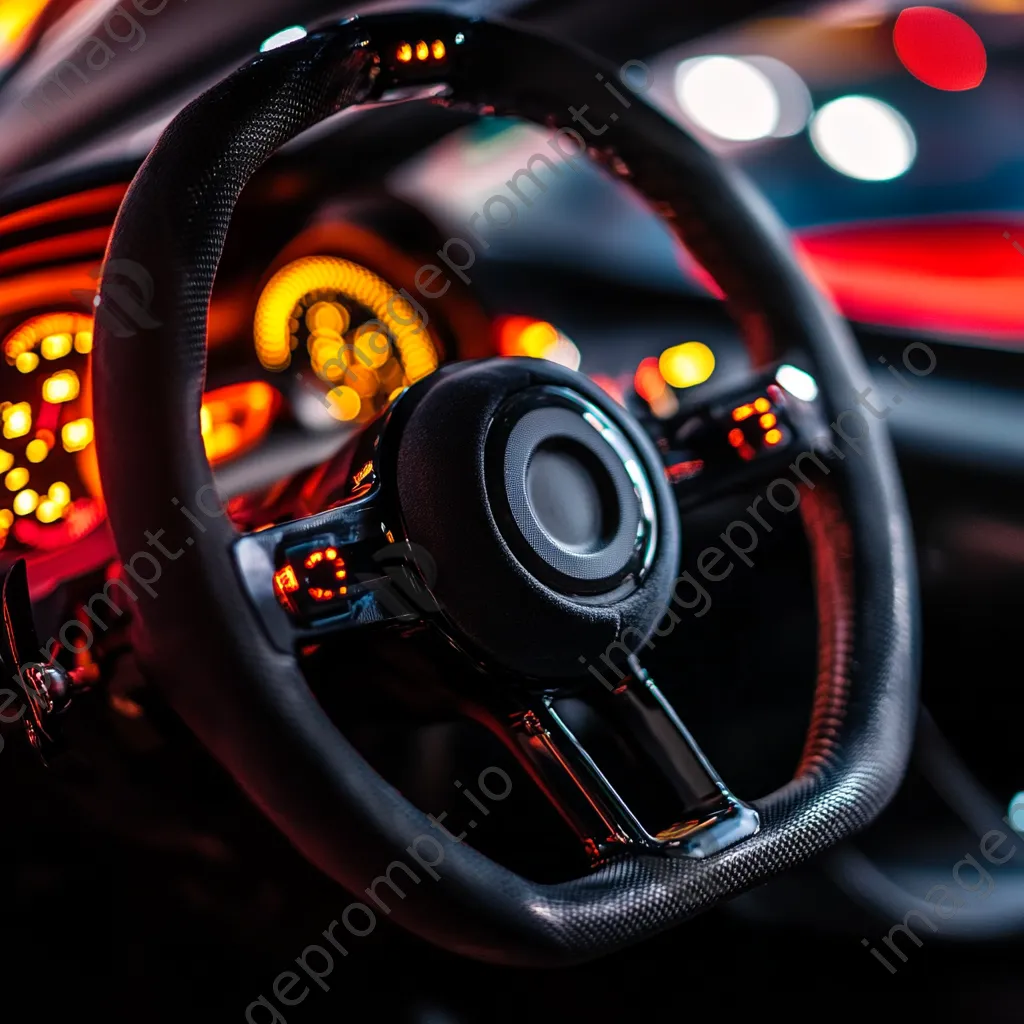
893,7 -> 986,92
634,357 -> 665,403
794,217 -> 1024,341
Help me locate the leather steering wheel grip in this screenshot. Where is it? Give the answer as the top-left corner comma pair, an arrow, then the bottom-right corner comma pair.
91,13 -> 919,964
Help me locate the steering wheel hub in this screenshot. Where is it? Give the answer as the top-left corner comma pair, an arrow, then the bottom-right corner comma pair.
393,360 -> 678,679
490,385 -> 656,597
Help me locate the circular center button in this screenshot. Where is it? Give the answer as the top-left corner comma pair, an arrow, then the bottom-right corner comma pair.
526,440 -> 617,551
492,391 -> 656,593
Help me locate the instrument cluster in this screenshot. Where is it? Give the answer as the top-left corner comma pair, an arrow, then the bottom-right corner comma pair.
0,173 -> 736,562
0,181 -> 496,559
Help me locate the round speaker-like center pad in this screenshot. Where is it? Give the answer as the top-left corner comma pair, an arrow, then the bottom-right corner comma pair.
525,439 -> 618,551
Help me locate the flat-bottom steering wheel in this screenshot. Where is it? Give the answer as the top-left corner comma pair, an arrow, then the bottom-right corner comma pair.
92,12 -> 919,965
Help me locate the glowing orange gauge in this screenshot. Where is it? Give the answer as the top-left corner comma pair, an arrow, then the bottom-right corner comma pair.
0,311 -> 99,552
5,312 -> 93,364
200,381 -> 279,465
0,310 -> 278,553
254,256 -> 441,424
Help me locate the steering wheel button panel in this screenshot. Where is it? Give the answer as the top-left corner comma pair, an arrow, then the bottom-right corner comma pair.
274,537 -> 352,619
663,368 -> 833,510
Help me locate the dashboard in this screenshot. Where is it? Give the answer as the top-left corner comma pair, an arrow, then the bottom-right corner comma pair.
0,171 -> 500,574
0,125 -> 759,584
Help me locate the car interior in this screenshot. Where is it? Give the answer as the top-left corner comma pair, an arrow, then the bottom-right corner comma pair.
0,0 -> 1020,1019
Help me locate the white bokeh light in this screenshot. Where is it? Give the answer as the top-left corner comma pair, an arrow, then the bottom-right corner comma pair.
1009,792 -> 1024,833
260,25 -> 307,52
745,56 -> 813,137
810,95 -> 916,181
675,56 -> 780,141
776,364 -> 819,402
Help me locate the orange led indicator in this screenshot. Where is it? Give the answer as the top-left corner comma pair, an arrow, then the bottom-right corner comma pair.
728,427 -> 745,448
732,404 -> 754,422
764,429 -> 783,446
353,460 -> 374,488
324,547 -> 338,561
754,397 -> 771,414
397,42 -> 412,62
274,565 -> 299,593
305,550 -> 324,568
759,413 -> 777,429
431,39 -> 446,59
415,40 -> 429,61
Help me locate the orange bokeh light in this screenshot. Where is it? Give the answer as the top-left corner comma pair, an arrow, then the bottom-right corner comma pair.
634,357 -> 666,403
0,0 -> 51,64
200,381 -> 278,465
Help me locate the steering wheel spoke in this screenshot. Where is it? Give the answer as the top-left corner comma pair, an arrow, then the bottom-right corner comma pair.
660,364 -> 833,511
470,659 -> 758,864
234,491 -> 438,651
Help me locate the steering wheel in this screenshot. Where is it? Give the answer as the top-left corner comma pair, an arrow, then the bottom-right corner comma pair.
92,12 -> 919,965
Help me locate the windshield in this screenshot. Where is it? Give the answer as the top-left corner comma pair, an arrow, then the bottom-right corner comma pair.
400,1 -> 1024,343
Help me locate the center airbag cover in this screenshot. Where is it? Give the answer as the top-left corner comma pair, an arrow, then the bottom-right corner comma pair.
395,358 -> 680,679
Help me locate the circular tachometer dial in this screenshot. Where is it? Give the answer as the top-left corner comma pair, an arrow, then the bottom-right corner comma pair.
254,256 -> 441,424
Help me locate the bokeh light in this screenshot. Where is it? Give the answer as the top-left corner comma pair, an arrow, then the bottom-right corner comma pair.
326,385 -> 361,422
893,7 -> 987,91
497,317 -> 581,371
675,56 -> 780,141
634,357 -> 679,419
745,56 -> 813,137
658,342 -> 716,388
1009,791 -> 1024,833
260,25 -> 307,52
776,364 -> 819,402
810,95 -> 916,181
